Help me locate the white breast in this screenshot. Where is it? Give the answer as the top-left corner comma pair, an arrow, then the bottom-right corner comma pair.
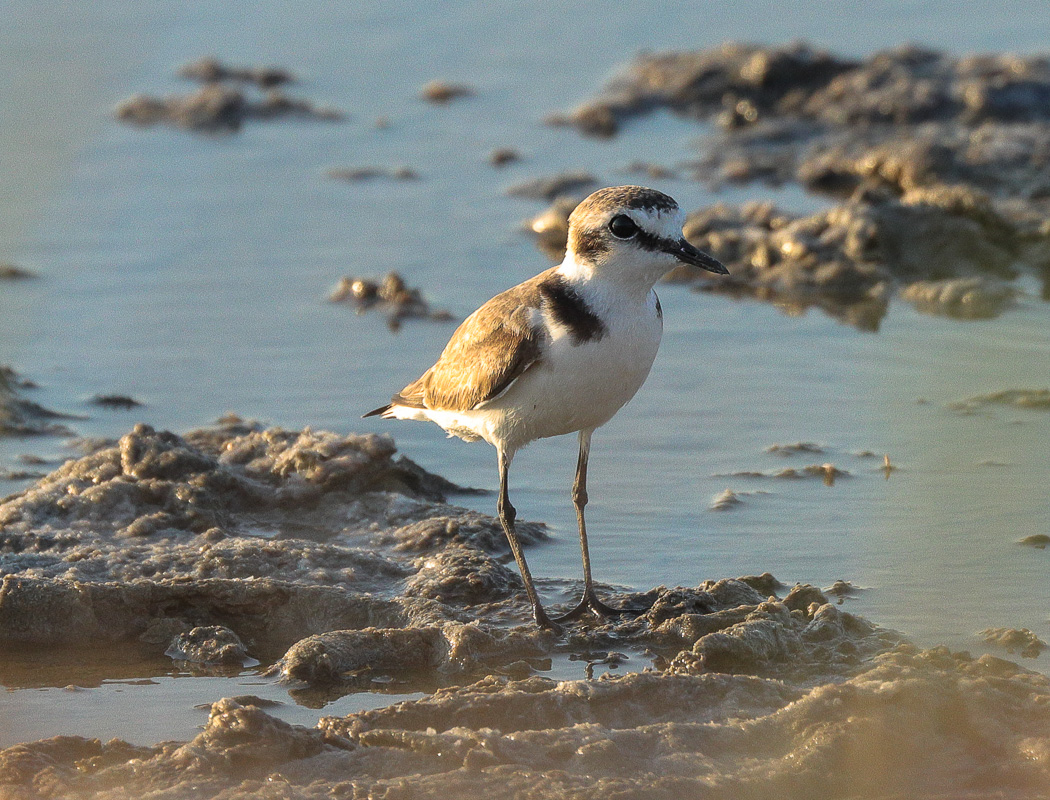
479,288 -> 663,452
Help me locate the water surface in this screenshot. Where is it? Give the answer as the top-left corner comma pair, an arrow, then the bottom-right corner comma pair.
1,0 -> 1048,748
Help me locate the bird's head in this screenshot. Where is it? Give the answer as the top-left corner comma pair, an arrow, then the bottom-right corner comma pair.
563,186 -> 728,290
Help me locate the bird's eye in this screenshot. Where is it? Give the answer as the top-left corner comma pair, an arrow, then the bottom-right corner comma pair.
608,214 -> 638,239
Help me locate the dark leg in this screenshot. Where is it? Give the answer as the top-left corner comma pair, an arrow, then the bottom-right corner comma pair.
552,430 -> 639,622
497,447 -> 557,630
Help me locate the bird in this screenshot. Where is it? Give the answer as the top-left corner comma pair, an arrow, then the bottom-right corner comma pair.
365,186 -> 728,628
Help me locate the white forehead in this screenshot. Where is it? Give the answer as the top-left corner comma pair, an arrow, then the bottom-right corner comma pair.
621,204 -> 686,239
572,192 -> 686,239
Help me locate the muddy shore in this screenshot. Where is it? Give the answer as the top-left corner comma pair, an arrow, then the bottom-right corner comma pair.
5,35 -> 1050,799
1,422 -> 1048,797
532,43 -> 1050,329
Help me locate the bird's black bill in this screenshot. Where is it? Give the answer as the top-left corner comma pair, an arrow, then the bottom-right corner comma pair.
665,238 -> 729,275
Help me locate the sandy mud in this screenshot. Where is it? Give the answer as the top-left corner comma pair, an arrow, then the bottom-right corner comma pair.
537,43 -> 1050,328
1,422 -> 1048,796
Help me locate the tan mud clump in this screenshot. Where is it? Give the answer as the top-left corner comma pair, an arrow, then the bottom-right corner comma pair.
115,85 -> 344,132
375,510 -> 546,554
277,622 -> 550,684
177,56 -> 295,88
419,80 -> 475,104
674,184 -> 1029,330
328,271 -> 453,330
794,123 -> 1050,203
0,422 -> 533,654
0,422 -> 452,537
979,627 -> 1049,658
708,488 -> 743,510
270,580 -> 897,692
951,387 -> 1050,413
563,43 -> 1050,140
766,441 -> 825,455
1018,533 -> 1050,549
115,59 -> 342,133
548,42 -> 855,138
404,544 -> 523,604
524,196 -> 579,262
166,625 -> 250,664
488,147 -> 521,167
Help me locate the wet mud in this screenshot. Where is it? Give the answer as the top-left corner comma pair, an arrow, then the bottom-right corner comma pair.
0,264 -> 34,280
528,183 -> 1041,331
900,276 -> 1015,319
115,58 -> 343,133
540,43 -> 1050,328
979,627 -> 1048,659
1018,534 -> 1050,549
0,368 -> 75,438
1,422 -> 1048,796
88,395 -> 142,410
950,388 -> 1050,414
329,271 -> 454,330
325,166 -> 421,183
419,80 -> 475,104
177,57 -> 295,89
507,171 -> 599,201
488,147 -> 522,167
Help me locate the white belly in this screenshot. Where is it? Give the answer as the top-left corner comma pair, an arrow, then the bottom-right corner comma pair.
464,294 -> 663,452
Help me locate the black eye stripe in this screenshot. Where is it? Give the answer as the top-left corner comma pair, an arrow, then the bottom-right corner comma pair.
634,228 -> 679,254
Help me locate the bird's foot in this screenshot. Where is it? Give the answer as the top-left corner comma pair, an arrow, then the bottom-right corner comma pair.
532,603 -> 562,633
551,591 -> 648,624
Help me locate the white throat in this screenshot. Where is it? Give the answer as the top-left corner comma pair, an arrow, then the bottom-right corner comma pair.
558,247 -> 673,300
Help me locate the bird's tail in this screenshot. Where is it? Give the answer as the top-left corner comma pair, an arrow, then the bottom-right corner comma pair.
362,404 -> 392,419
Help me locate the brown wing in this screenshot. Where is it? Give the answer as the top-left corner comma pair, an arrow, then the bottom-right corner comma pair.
394,273 -> 548,412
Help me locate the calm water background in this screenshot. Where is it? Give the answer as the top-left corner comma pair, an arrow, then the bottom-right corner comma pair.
1,0 -> 1048,746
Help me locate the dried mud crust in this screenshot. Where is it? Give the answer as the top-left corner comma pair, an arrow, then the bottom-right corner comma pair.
1,424 -> 1048,796
543,43 -> 1050,328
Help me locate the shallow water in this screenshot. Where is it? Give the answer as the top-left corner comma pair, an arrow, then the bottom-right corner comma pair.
2,0 -> 1050,752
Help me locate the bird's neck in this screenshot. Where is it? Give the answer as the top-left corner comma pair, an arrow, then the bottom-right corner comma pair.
557,252 -> 663,301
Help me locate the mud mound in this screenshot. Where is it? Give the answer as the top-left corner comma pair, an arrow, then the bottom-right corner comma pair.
541,43 -> 1050,329
1,424 -> 1047,797
2,646 -> 1047,798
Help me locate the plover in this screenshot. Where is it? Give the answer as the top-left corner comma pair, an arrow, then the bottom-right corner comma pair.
365,186 -> 728,628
